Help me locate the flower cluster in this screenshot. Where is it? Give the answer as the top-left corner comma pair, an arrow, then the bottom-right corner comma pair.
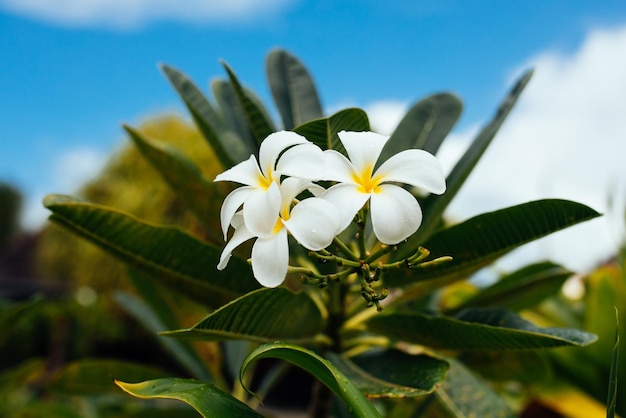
215,130 -> 446,287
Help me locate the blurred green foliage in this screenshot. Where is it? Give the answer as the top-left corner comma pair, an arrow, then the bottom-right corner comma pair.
36,115 -> 224,292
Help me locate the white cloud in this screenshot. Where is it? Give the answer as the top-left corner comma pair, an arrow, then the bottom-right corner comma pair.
355,25 -> 626,272
0,0 -> 295,28
364,101 -> 409,135
22,147 -> 106,230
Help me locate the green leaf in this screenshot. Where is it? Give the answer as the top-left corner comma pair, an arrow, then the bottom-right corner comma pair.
387,199 -> 600,290
607,308 -> 619,418
163,288 -> 325,344
160,64 -> 251,167
459,350 -> 552,383
429,359 -> 516,418
211,79 -> 260,153
411,70 -> 533,246
240,342 -> 381,418
449,261 -> 573,313
327,350 -> 448,398
221,62 -> 275,144
377,93 -> 462,168
266,49 -> 323,129
115,378 -> 263,418
124,125 -> 223,243
43,195 -> 259,308
366,308 -> 597,350
293,108 -> 370,153
49,359 -> 167,395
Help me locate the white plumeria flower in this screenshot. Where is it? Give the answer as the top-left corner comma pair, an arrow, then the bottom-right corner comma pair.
217,177 -> 340,288
215,130 -> 325,240
322,130 -> 446,245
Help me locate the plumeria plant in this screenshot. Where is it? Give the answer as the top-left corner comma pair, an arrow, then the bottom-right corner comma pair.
42,49 -> 606,417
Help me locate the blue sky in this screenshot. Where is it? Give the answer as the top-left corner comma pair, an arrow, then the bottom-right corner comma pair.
1,0 -> 626,273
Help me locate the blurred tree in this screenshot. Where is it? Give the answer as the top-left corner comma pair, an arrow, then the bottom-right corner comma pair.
0,182 -> 22,250
36,114 -> 224,292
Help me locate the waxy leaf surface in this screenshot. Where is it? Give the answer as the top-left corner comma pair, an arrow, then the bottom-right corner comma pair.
327,350 -> 449,398
294,108 -> 370,154
388,199 -> 600,290
163,288 -> 325,343
367,308 -> 597,350
43,195 -> 259,308
241,342 -> 381,418
116,378 -> 263,418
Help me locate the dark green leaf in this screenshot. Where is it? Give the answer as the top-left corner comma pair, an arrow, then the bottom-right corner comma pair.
449,261 -> 572,313
240,342 -> 381,417
49,359 -> 167,395
367,308 -> 597,350
429,359 -> 516,418
266,49 -> 323,129
293,108 -> 370,153
160,64 -> 250,166
221,62 -> 275,144
327,350 -> 448,398
43,195 -> 259,308
377,93 -> 462,168
388,199 -> 600,290
163,288 -> 325,343
411,70 -> 533,246
212,79 -> 260,153
115,378 -> 264,418
459,350 -> 552,383
124,125 -> 223,243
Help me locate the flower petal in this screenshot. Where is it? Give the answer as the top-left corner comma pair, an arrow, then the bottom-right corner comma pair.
217,223 -> 255,270
323,150 -> 358,183
259,131 -> 309,180
370,184 -> 422,244
214,155 -> 263,186
375,149 -> 446,194
251,228 -> 289,287
337,131 -> 388,174
243,181 -> 281,237
322,183 -> 370,233
284,198 -> 340,250
220,186 -> 253,240
276,143 -> 325,180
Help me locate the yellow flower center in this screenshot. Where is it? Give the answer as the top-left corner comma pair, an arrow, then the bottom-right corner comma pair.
353,165 -> 383,194
257,172 -> 273,190
272,218 -> 285,234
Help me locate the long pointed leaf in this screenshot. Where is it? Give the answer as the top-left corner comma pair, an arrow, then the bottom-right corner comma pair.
449,261 -> 572,313
163,288 -> 325,344
294,108 -> 370,154
387,199 -> 600,289
367,308 -> 597,350
327,350 -> 448,398
43,195 -> 259,308
430,359 -> 516,418
49,359 -> 167,395
124,125 -> 223,243
221,62 -> 275,144
377,93 -> 462,167
161,64 -> 250,166
212,78 -> 259,153
410,70 -> 533,248
240,342 -> 381,418
115,378 -> 263,418
266,49 -> 323,129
